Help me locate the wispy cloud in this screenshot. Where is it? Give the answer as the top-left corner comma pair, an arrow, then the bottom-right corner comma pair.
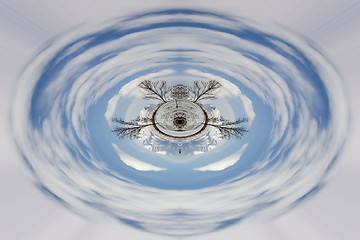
194,143 -> 248,171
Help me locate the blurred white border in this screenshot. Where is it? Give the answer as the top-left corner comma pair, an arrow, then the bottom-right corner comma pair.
0,0 -> 359,239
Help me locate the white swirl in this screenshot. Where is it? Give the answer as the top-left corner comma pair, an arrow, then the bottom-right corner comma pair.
11,9 -> 349,236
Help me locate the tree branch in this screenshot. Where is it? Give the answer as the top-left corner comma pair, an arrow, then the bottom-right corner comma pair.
207,117 -> 248,139
112,117 -> 153,139
138,80 -> 170,102
190,80 -> 222,103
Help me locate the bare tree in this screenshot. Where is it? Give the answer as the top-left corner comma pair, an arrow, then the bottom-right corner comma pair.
113,78 -> 248,142
112,117 -> 153,139
138,80 -> 170,102
207,117 -> 248,139
189,80 -> 222,103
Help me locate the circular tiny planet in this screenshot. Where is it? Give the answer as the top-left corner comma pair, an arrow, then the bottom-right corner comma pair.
153,100 -> 207,137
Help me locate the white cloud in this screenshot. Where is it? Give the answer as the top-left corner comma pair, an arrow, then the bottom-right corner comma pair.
194,144 -> 248,171
112,143 -> 166,171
